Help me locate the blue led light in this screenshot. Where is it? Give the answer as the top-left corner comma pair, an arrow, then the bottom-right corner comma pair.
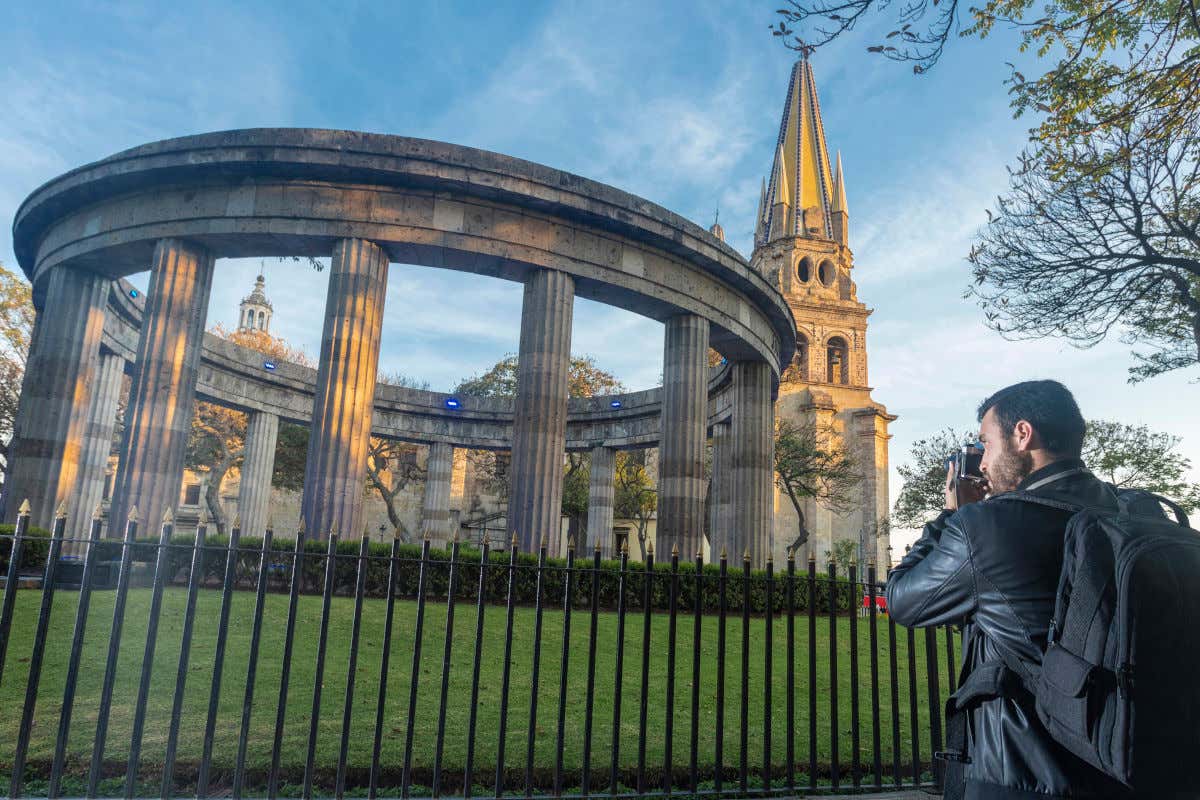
610,400 -> 623,409
129,288 -> 140,298
263,360 -> 277,371
445,397 -> 461,409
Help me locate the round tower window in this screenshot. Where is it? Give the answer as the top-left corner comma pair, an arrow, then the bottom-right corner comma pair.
818,260 -> 836,286
797,258 -> 812,283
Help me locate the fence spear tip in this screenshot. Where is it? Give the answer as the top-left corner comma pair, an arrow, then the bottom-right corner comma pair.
55,501 -> 68,519
511,532 -> 519,548
230,513 -> 239,528
720,545 -> 727,560
787,546 -> 796,561
128,505 -> 139,523
671,542 -> 679,557
743,547 -> 751,562
540,532 -> 549,549
163,507 -> 174,524
452,530 -> 459,544
17,498 -> 30,515
92,502 -> 104,520
646,539 -> 654,556
594,541 -> 602,554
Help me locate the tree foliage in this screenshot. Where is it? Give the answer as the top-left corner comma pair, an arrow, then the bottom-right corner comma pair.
894,419 -> 1200,525
186,325 -> 314,532
614,449 -> 657,552
1083,419 -> 1200,511
456,354 -> 626,398
773,419 -> 863,552
968,115 -> 1200,381
830,537 -> 859,575
772,0 -> 1200,148
0,263 -> 34,479
455,353 -> 626,523
892,426 -> 978,528
365,372 -> 431,540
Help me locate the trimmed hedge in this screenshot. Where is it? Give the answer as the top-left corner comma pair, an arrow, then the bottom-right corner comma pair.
5,532 -> 861,613
0,524 -> 53,574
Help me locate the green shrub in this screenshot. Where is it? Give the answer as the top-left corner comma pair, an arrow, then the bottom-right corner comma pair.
49,532 -> 862,613
0,524 -> 53,574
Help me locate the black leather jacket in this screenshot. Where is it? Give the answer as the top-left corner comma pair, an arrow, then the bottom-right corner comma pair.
886,459 -> 1134,799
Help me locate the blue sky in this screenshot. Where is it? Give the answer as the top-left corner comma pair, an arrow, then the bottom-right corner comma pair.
3,1 -> 1197,547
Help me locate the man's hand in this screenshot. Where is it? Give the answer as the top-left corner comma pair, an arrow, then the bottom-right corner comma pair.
944,464 -> 987,511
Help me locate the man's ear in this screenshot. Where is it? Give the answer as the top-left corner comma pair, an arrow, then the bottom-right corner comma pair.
1013,419 -> 1036,452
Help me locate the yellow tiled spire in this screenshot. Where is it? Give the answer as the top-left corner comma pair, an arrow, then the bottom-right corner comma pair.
760,58 -> 837,244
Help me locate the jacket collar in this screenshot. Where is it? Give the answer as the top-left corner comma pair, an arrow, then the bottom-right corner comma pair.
1017,457 -> 1087,492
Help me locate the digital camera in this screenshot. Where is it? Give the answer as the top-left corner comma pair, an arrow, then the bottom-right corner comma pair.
945,443 -> 986,485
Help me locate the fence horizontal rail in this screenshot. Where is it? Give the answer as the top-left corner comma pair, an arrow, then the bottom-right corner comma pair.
0,511 -> 953,800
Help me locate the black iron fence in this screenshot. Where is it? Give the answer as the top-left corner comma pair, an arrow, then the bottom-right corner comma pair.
0,508 -> 956,799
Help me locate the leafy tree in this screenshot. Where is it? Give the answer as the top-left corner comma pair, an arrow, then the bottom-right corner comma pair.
0,263 -> 34,483
365,372 -> 430,540
1083,419 -> 1200,512
186,325 -> 313,532
773,419 -> 863,552
892,427 -> 978,528
830,537 -> 859,575
455,354 -> 626,526
772,0 -> 1200,150
968,114 -> 1200,381
614,449 -> 657,553
894,419 -> 1200,525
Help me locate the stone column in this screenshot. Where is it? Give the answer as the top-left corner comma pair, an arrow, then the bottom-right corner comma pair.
301,238 -> 389,539
239,411 -> 279,536
65,351 -> 124,548
422,441 -> 454,544
3,267 -> 110,528
708,421 -> 732,555
853,408 -> 893,568
586,445 -> 616,556
109,239 -> 215,536
807,401 -> 837,562
507,269 -> 574,552
656,315 -> 710,558
729,361 -> 775,566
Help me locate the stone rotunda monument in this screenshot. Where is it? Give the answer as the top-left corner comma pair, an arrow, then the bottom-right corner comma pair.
750,58 -> 895,567
5,125 -> 796,565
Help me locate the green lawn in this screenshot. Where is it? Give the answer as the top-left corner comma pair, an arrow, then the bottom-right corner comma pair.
0,586 -> 951,793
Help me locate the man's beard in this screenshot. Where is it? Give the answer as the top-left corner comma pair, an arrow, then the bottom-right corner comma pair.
987,443 -> 1034,494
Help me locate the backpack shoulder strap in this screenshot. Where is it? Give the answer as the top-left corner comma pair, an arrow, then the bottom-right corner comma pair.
992,491 -> 1084,515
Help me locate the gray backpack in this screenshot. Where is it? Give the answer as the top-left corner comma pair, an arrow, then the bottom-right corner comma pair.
940,486 -> 1200,797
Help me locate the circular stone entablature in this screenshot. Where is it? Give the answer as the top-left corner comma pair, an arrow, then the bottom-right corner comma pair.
17,129 -> 796,443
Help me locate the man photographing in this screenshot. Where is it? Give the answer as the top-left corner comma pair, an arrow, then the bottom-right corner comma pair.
886,380 -> 1135,799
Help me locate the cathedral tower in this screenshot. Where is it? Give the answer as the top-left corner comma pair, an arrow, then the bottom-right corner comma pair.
238,274 -> 273,333
751,58 -> 895,567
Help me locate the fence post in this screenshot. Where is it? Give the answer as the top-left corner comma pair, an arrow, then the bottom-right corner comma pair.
0,499 -> 32,692
464,535 -> 491,799
402,536 -> 432,799
10,503 -> 67,798
868,562 -> 883,790
554,540 -> 576,796
337,534 -> 373,800
49,506 -> 104,799
88,506 -> 138,799
828,558 -> 840,791
434,535 -> 461,798
636,539 -> 654,794
162,511 -> 210,797
199,520 -> 243,798
525,535 -> 549,797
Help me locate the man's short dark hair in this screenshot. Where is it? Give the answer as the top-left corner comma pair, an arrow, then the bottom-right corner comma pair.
977,380 -> 1086,457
